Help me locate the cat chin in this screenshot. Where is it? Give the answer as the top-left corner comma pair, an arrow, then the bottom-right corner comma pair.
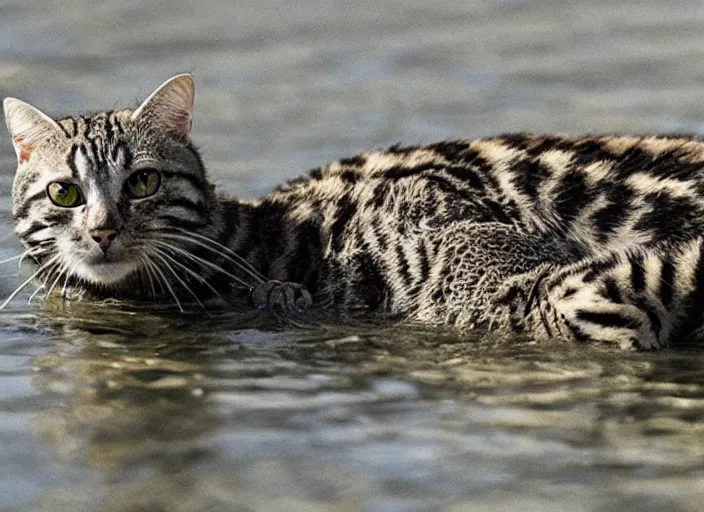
72,260 -> 139,286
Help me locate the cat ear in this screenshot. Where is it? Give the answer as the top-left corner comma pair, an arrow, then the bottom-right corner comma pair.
3,98 -> 62,164
131,74 -> 195,142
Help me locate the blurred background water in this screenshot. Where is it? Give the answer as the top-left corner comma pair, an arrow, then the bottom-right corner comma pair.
1,0 -> 704,510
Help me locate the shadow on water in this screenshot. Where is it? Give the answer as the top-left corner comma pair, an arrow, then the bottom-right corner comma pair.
0,297 -> 702,510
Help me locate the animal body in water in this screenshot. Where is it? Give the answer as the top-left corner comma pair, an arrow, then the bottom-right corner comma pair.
4,74 -> 704,350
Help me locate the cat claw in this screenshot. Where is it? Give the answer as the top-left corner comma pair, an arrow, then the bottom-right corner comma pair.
491,263 -> 555,332
250,280 -> 313,315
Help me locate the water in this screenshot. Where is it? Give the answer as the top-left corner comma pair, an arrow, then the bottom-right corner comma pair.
1,0 -> 704,509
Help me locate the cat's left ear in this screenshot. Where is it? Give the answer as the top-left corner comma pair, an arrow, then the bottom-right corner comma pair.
3,98 -> 63,164
131,74 -> 195,142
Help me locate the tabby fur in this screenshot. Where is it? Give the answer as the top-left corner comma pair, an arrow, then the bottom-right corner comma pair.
5,74 -> 704,350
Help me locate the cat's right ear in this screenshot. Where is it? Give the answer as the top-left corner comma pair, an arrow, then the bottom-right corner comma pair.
131,74 -> 195,142
3,98 -> 62,164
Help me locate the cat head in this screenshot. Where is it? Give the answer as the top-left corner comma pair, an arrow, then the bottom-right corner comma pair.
3,74 -> 217,291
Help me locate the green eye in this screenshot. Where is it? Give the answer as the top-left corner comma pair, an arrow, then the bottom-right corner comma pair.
46,182 -> 83,208
125,169 -> 161,199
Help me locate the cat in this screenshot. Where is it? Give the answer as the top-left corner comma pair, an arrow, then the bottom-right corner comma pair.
4,73 -> 704,350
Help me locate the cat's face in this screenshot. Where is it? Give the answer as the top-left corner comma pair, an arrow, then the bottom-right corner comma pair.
3,75 -> 214,290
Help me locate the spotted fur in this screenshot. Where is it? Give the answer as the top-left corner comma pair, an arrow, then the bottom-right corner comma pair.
5,74 -> 704,349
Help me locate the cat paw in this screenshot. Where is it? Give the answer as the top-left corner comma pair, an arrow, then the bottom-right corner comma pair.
491,263 -> 555,332
549,287 -> 667,350
250,280 -> 313,315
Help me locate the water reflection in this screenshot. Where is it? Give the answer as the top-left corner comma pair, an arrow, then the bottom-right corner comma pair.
6,300 -> 701,509
2,0 -> 704,507
28,307 -> 212,474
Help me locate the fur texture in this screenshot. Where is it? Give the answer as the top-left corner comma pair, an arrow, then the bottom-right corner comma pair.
5,74 -> 704,349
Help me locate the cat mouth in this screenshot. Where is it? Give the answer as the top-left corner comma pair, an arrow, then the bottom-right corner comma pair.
82,243 -> 132,266
87,253 -> 123,265
75,256 -> 140,285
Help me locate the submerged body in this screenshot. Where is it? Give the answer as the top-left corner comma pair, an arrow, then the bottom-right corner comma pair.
4,74 -> 704,349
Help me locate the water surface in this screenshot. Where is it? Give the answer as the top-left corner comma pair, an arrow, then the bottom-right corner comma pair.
1,0 -> 704,509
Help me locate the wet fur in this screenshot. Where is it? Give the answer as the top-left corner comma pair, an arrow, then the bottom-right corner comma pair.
6,76 -> 704,349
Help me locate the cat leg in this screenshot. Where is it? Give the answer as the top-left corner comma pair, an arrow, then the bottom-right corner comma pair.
494,238 -> 704,349
412,222 -> 569,328
250,279 -> 313,314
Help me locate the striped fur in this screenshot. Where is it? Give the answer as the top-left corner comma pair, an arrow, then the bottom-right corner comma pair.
5,75 -> 704,349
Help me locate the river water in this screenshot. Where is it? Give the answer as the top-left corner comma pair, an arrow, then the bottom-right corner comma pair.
1,0 -> 703,510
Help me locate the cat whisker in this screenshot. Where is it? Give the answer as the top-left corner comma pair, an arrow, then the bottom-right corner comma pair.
150,249 -> 205,309
170,228 -> 266,280
141,255 -> 169,302
142,254 -> 183,312
28,260 -> 62,304
151,239 -> 254,290
0,253 -> 26,265
1,270 -> 43,309
157,233 -> 264,286
150,247 -> 226,304
44,264 -> 67,302
18,247 -> 50,269
0,246 -> 46,268
161,230 -> 266,283
137,255 -> 159,301
0,253 -> 61,309
60,267 -> 71,299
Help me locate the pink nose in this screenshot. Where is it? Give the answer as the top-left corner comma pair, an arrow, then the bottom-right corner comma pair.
89,229 -> 118,253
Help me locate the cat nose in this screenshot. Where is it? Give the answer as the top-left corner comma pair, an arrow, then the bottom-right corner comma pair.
89,229 -> 118,253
